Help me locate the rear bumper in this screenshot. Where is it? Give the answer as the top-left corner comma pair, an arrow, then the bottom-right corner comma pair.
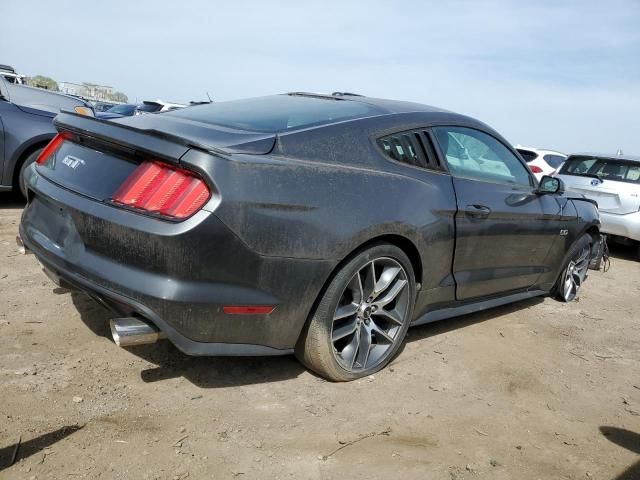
20,236 -> 291,356
20,169 -> 333,355
599,210 -> 640,242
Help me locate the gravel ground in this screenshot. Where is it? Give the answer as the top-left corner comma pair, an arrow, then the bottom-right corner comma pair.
1,194 -> 639,479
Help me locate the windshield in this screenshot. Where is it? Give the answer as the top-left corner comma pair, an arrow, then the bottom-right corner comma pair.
137,103 -> 162,113
165,94 -> 385,133
106,104 -> 135,115
560,156 -> 640,184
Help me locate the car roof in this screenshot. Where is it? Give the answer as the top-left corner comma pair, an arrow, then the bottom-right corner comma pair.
287,92 -> 451,115
515,146 -> 566,156
568,152 -> 640,163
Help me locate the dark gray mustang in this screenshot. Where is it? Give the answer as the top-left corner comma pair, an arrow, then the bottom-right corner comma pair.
19,92 -> 601,381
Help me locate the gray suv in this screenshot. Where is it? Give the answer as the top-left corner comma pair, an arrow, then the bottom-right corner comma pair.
0,75 -> 94,197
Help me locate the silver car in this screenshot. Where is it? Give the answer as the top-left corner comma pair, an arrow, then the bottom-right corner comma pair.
556,153 -> 640,258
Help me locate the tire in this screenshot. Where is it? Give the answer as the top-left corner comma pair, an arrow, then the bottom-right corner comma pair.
295,244 -> 416,381
18,149 -> 42,199
553,234 -> 593,302
589,234 -> 604,271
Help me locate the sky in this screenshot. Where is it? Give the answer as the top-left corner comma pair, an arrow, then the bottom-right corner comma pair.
1,0 -> 639,154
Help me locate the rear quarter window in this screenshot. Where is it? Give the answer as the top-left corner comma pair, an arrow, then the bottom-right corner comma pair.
516,149 -> 538,162
543,154 -> 566,169
377,130 -> 441,170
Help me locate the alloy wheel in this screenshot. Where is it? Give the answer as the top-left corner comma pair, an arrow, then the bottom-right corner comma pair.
331,257 -> 410,372
562,244 -> 591,302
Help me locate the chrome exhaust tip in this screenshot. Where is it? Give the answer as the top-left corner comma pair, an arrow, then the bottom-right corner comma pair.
109,317 -> 167,347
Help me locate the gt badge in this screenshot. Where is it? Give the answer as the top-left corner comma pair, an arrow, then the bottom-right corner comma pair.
61,155 -> 85,170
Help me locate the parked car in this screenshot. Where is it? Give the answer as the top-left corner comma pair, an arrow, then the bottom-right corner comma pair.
134,99 -> 185,115
93,102 -> 117,113
0,64 -> 25,84
0,75 -> 94,197
96,103 -> 139,120
516,146 -> 567,180
18,93 -> 601,381
556,153 -> 640,258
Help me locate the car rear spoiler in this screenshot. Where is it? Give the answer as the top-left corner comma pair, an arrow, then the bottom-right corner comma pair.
53,112 -> 228,164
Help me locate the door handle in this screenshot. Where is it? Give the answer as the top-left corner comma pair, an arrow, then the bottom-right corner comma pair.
465,204 -> 491,218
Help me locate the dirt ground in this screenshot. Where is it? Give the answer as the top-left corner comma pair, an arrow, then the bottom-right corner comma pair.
1,194 -> 639,480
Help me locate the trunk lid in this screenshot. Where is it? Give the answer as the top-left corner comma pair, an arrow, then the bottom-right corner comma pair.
114,113 -> 276,154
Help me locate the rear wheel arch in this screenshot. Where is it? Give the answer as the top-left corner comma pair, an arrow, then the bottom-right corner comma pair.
295,241 -> 417,380
12,137 -> 52,190
333,235 -> 423,292
295,233 -> 423,345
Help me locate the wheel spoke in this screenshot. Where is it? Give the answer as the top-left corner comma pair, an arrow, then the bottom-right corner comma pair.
332,319 -> 358,342
334,303 -> 358,321
354,327 -> 372,368
370,320 -> 395,343
373,279 -> 407,308
575,247 -> 590,266
340,326 -> 361,369
563,264 -> 578,301
372,307 -> 403,325
346,272 -> 364,305
372,266 -> 401,300
571,270 -> 583,288
361,261 -> 377,300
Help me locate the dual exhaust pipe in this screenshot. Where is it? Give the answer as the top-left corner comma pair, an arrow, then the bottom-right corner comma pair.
110,317 -> 166,347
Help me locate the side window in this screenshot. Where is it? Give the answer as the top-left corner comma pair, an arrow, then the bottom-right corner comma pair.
433,126 -> 532,187
378,130 -> 440,170
543,154 -> 566,169
516,149 -> 538,163
0,76 -> 8,101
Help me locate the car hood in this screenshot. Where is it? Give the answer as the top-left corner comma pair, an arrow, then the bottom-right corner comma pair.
113,113 -> 276,154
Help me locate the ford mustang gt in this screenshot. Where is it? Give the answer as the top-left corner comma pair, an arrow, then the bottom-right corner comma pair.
18,92 -> 601,381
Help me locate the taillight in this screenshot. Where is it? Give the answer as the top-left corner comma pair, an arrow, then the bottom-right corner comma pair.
529,165 -> 543,174
111,161 -> 210,219
36,133 -> 71,165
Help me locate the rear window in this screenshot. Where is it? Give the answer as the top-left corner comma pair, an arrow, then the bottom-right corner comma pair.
516,149 -> 538,162
137,102 -> 162,113
560,156 -> 640,184
543,154 -> 566,169
106,104 -> 136,115
165,94 -> 385,133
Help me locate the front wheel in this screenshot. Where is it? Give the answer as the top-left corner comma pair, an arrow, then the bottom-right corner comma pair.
555,234 -> 592,302
296,244 -> 416,381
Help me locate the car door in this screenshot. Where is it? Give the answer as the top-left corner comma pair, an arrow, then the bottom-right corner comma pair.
431,126 -> 561,300
0,77 -> 8,182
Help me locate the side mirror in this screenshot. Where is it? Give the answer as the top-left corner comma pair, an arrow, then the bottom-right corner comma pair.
537,175 -> 565,195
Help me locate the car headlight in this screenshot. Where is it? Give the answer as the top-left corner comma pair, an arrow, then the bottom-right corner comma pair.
74,106 -> 94,117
